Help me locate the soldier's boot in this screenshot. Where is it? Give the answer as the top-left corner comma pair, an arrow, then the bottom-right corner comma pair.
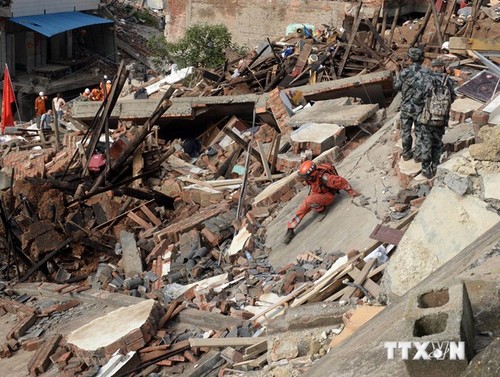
283,228 -> 295,244
402,152 -> 413,161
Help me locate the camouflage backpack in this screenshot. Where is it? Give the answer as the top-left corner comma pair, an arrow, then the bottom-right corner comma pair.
421,74 -> 452,126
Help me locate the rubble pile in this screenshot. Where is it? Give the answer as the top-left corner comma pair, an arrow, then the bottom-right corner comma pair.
0,1 -> 499,376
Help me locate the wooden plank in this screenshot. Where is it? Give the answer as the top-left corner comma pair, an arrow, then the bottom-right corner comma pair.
340,258 -> 377,300
291,255 -> 360,307
428,0 -> 444,47
324,286 -> 350,302
249,283 -> 311,322
127,211 -> 153,229
388,6 -> 400,47
243,339 -> 267,357
338,2 -> 363,77
140,205 -> 162,227
348,266 -> 381,298
367,262 -> 388,279
269,134 -> 281,174
410,5 -> 431,47
291,43 -> 313,77
205,174 -> 285,187
449,37 -> 500,53
222,126 -> 261,162
257,141 -> 273,181
188,337 -> 262,348
369,224 -> 405,245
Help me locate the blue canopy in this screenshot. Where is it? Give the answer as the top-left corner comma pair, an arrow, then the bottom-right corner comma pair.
10,12 -> 113,38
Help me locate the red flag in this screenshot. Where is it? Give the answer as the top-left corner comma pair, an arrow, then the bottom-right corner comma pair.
2,64 -> 15,133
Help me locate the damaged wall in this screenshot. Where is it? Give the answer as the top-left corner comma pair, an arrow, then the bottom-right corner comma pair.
164,0 -> 428,46
165,0 -> 349,46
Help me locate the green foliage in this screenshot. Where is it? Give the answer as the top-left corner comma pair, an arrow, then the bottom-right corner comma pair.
135,9 -> 159,28
148,23 -> 242,69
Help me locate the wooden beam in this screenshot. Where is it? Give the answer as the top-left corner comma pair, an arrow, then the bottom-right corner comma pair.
340,258 -> 377,300
270,134 -> 281,174
188,337 -> 262,348
449,37 -> 500,53
257,141 -> 273,181
338,2 -> 363,77
388,7 -> 400,48
410,5 -> 432,47
428,0 -> 444,47
222,127 -> 261,162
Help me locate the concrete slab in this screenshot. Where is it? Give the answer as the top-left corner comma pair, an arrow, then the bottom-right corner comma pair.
303,222 -> 500,377
120,230 -> 143,278
67,299 -> 158,362
481,174 -> 500,200
381,186 -> 499,297
286,101 -> 379,128
290,123 -> 346,156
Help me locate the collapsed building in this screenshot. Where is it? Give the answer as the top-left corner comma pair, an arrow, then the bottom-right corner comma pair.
0,1 -> 499,377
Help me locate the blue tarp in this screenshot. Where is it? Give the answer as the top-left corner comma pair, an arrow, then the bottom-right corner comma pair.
9,12 -> 113,38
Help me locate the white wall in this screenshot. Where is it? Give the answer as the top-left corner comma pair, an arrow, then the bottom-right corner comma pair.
10,0 -> 100,17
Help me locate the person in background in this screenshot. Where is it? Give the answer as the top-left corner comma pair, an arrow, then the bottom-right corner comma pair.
82,88 -> 91,100
393,48 -> 432,162
90,88 -> 103,101
40,110 -> 53,130
420,59 -> 457,178
52,93 -> 66,120
106,80 -> 112,95
34,92 -> 48,129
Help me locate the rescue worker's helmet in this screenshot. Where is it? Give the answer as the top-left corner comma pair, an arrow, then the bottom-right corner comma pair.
298,160 -> 316,180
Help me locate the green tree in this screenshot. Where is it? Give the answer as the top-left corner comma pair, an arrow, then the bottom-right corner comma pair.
148,23 -> 237,69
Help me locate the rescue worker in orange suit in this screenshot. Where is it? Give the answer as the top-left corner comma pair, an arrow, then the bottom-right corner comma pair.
283,160 -> 360,244
34,91 -> 48,129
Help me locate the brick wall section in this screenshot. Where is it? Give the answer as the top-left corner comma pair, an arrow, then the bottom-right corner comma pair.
166,0 -> 349,46
0,149 -> 55,180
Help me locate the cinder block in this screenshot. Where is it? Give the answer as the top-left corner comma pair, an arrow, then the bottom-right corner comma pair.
402,283 -> 474,376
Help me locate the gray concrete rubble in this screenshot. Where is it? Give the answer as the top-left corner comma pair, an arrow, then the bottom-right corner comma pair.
304,222 -> 500,377
402,283 -> 475,376
286,100 -> 379,128
264,116 -> 401,270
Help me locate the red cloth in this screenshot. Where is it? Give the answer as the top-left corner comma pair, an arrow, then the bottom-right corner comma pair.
1,65 -> 15,133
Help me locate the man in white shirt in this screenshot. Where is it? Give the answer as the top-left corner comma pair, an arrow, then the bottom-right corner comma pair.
52,93 -> 66,119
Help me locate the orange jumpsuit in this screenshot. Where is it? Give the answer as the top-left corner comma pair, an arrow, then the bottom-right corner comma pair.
34,96 -> 46,116
287,169 -> 355,229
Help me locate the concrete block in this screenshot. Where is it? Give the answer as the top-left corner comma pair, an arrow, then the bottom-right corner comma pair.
463,337 -> 500,377
269,338 -> 299,362
267,302 -> 353,334
66,300 -> 159,364
481,174 -> 500,200
290,123 -> 346,157
443,173 -> 470,196
120,231 -> 143,278
401,283 -> 474,376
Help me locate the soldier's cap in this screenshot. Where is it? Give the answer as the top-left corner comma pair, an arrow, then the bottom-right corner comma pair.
432,59 -> 445,67
407,47 -> 423,61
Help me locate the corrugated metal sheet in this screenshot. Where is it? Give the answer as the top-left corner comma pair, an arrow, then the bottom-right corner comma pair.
9,11 -> 113,38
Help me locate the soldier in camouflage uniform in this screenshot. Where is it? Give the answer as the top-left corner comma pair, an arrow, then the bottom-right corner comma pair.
420,59 -> 457,178
393,48 -> 432,161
